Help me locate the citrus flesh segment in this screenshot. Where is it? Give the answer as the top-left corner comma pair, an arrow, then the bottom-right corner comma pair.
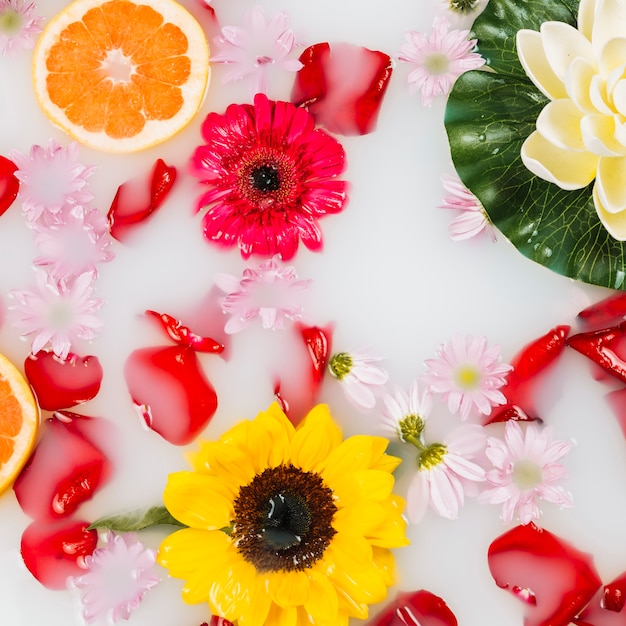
0,353 -> 39,495
33,0 -> 210,153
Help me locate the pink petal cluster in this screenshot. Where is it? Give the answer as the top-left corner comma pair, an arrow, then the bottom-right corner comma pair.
407,425 -> 486,522
421,335 -> 512,421
212,6 -> 303,95
397,16 -> 485,106
329,349 -> 388,409
439,173 -> 495,241
0,0 -> 43,56
214,255 -> 311,333
478,421 -> 574,524
71,532 -> 160,624
10,269 -> 104,359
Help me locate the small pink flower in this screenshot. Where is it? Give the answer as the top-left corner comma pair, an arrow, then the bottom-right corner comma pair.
33,206 -> 114,278
407,424 -> 486,522
10,269 -> 104,359
478,421 -> 574,524
0,0 -> 43,56
439,173 -> 495,241
397,16 -> 485,106
214,255 -> 311,333
421,335 -> 512,421
329,349 -> 389,409
11,140 -> 96,224
71,532 -> 160,624
212,6 -> 303,95
381,380 -> 432,442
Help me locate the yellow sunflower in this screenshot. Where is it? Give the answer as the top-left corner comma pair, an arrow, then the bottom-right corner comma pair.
158,402 -> 409,626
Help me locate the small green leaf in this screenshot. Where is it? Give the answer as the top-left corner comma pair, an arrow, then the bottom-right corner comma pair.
88,506 -> 187,532
445,0 -> 626,289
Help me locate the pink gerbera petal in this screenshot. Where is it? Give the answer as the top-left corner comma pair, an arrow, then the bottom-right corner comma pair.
191,94 -> 348,260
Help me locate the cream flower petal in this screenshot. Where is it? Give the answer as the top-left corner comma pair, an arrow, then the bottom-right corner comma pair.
516,29 -> 568,99
611,78 -> 626,116
591,0 -> 626,56
615,117 -> 626,146
589,73 -> 614,113
565,57 -> 597,113
596,155 -> 626,213
579,0 -> 600,41
536,99 -> 586,150
599,38 -> 626,76
594,183 -> 626,239
541,21 -> 596,82
521,130 -> 599,189
581,113 -> 626,155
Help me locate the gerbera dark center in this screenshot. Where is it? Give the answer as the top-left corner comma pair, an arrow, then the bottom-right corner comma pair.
250,164 -> 281,193
233,464 -> 337,572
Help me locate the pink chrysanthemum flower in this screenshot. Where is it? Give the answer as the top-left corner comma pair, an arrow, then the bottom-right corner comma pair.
214,255 -> 311,333
10,269 -> 104,359
421,335 -> 512,421
0,0 -> 43,56
439,173 -> 495,241
478,421 -> 574,525
397,16 -> 485,106
382,380 -> 432,442
32,206 -> 115,278
190,93 -> 348,260
407,424 -> 486,522
212,6 -> 303,95
328,349 -> 389,409
71,532 -> 160,624
10,140 -> 96,224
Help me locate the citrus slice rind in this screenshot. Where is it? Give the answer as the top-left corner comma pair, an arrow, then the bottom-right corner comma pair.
32,0 -> 210,153
0,353 -> 39,495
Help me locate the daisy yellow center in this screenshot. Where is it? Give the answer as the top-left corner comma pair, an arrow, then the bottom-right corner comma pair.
0,9 -> 22,35
398,414 -> 424,443
328,352 -> 353,380
449,0 -> 480,14
512,459 -> 543,490
232,463 -> 337,572
418,442 -> 447,470
424,52 -> 451,76
454,364 -> 481,389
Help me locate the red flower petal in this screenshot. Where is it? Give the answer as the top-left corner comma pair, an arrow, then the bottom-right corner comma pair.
486,325 -> 570,424
24,350 -> 103,411
369,589 -> 458,626
107,159 -> 176,242
0,155 -> 19,217
20,518 -> 97,589
578,293 -> 626,329
145,310 -> 224,353
13,412 -> 113,520
124,345 -> 218,445
574,571 -> 626,625
292,42 -> 393,135
488,523 -> 602,626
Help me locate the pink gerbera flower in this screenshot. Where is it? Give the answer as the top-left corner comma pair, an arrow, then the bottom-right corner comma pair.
10,269 -> 104,359
439,173 -> 495,241
212,6 -> 303,95
328,349 -> 388,409
33,206 -> 114,278
71,532 -> 160,624
0,0 -> 43,56
478,421 -> 574,524
407,424 -> 486,522
397,16 -> 485,106
214,255 -> 311,333
421,335 -> 512,420
10,140 -> 96,224
190,93 -> 348,260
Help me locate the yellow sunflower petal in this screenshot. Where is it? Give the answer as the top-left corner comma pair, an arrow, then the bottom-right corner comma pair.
209,552 -> 259,619
158,527 -> 230,581
319,435 -> 391,485
333,500 -> 387,536
365,495 -> 410,549
190,439 -> 257,486
163,471 -> 235,529
265,602 -> 297,626
246,403 -> 294,470
372,545 -> 397,588
269,570 -> 311,608
290,404 -> 343,471
332,469 -> 396,507
236,576 -> 272,626
304,569 -> 340,623
328,531 -> 373,565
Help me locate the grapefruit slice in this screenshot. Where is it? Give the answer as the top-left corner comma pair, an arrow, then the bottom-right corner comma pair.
32,0 -> 210,153
0,353 -> 39,494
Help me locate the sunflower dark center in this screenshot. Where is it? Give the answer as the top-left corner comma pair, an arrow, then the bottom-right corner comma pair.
232,464 -> 337,572
250,164 -> 281,193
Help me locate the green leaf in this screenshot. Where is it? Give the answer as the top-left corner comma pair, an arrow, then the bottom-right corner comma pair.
88,506 -> 186,532
445,0 -> 626,289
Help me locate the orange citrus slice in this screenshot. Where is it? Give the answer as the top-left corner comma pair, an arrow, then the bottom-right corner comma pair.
0,353 -> 39,495
32,0 -> 210,153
